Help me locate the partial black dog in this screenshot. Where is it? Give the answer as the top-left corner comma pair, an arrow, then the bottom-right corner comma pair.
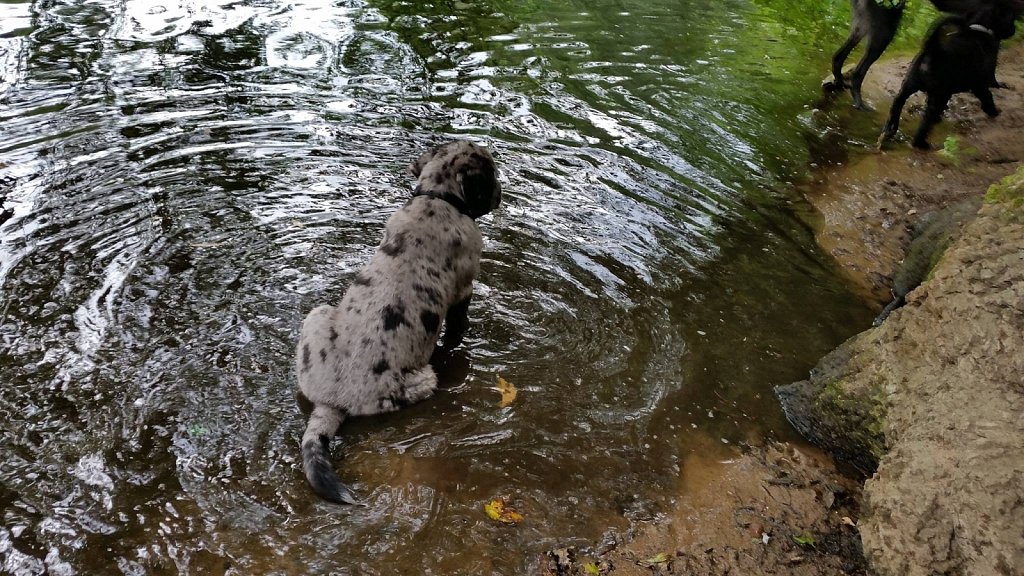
825,0 -> 968,109
878,0 -> 1021,149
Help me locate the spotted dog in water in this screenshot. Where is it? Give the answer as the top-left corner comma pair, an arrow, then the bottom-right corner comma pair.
296,140 -> 501,503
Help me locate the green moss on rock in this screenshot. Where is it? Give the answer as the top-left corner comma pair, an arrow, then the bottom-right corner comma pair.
984,168 -> 1024,215
818,378 -> 887,463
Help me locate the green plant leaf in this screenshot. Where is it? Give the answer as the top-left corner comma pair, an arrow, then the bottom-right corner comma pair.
793,533 -> 816,546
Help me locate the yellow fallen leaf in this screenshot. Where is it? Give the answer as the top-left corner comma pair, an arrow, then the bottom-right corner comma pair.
583,562 -> 601,575
495,375 -> 517,407
484,498 -> 524,524
638,552 -> 670,568
484,499 -> 502,520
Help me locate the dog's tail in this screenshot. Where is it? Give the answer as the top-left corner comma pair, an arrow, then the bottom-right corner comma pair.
301,404 -> 358,504
872,294 -> 907,327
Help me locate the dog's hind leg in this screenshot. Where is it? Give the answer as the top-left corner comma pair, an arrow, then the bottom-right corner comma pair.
850,33 -> 899,109
878,74 -> 919,146
972,87 -> 1000,117
912,92 -> 951,149
849,4 -> 904,109
828,29 -> 866,91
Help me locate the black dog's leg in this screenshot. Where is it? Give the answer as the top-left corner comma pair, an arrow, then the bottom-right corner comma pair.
973,87 -> 1000,117
989,53 -> 1008,89
912,92 -> 951,150
849,8 -> 903,110
878,74 -> 919,146
828,30 -> 866,91
441,296 -> 472,349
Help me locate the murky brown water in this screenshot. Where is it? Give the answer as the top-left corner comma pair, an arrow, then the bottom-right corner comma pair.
0,0 -> 926,573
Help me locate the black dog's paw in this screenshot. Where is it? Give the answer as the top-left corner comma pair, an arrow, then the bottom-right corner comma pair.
822,76 -> 847,92
911,139 -> 933,151
876,130 -> 899,151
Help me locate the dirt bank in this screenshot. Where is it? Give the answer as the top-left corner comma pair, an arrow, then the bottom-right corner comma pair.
548,40 -> 1024,576
777,41 -> 1024,576
779,171 -> 1024,575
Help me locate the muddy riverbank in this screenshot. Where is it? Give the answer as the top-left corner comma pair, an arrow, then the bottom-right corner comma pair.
556,40 -> 1024,576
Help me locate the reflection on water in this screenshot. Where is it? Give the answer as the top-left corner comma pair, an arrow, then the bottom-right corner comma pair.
0,0 -> 884,573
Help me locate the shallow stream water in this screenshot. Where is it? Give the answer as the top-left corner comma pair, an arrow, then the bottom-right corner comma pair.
1,0 -> 938,573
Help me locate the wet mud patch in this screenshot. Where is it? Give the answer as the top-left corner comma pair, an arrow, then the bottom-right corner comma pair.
544,439 -> 866,575
800,41 -> 1024,305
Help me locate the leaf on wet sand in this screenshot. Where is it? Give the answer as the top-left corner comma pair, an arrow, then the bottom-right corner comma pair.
637,552 -> 670,568
793,533 -> 816,547
484,497 -> 524,524
495,375 -> 517,407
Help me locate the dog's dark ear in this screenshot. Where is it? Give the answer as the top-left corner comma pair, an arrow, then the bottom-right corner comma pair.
458,151 -> 500,219
408,146 -> 438,178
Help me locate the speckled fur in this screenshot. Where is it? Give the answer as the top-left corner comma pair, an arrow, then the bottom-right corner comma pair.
297,140 -> 501,503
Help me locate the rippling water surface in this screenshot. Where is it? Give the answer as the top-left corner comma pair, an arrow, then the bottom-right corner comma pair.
0,0 -> 939,573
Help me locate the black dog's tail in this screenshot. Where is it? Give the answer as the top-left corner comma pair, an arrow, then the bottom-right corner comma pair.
301,404 -> 358,504
872,294 -> 907,327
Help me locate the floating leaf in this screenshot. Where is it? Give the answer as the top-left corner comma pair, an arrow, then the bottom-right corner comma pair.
484,498 -> 524,524
495,375 -> 517,407
841,516 -> 857,527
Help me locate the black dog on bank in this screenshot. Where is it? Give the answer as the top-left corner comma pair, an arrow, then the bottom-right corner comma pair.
824,0 -> 970,109
878,0 -> 1022,149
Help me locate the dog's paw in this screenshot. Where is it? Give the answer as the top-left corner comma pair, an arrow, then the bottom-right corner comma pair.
876,128 -> 898,150
852,100 -> 874,112
402,366 -> 438,403
822,77 -> 847,92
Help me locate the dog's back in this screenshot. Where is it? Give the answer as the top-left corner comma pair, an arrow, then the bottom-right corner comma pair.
915,15 -> 1002,93
295,140 -> 501,504
297,199 -> 483,414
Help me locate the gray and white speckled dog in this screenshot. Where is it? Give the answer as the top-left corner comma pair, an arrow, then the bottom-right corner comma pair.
297,140 -> 501,504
